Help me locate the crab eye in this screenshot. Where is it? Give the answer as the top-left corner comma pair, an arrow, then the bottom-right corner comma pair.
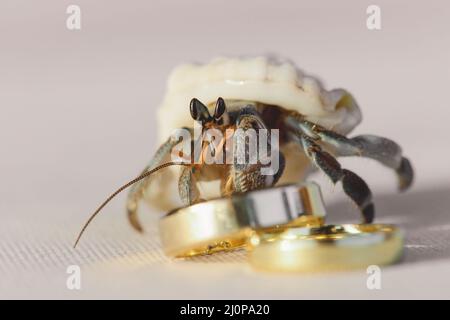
214,97 -> 226,120
190,98 -> 212,123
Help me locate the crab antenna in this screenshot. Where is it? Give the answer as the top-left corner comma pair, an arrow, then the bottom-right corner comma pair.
73,161 -> 190,248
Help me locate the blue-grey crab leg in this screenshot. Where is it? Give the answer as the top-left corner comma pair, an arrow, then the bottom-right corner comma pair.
227,106 -> 285,194
288,131 -> 375,223
126,134 -> 183,231
285,115 -> 414,191
318,133 -> 413,191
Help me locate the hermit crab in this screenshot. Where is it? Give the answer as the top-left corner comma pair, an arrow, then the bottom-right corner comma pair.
74,57 -> 413,246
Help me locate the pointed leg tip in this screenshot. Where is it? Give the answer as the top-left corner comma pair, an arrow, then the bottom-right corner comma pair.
398,181 -> 412,192
397,157 -> 414,191
127,208 -> 144,233
130,220 -> 144,233
362,203 -> 375,224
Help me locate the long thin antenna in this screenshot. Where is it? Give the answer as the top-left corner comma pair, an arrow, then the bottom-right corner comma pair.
73,161 -> 190,248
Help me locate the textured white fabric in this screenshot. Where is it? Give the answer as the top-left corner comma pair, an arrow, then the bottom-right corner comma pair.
2,180 -> 450,299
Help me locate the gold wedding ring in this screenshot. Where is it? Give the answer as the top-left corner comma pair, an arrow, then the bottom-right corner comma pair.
247,224 -> 404,272
159,183 -> 326,257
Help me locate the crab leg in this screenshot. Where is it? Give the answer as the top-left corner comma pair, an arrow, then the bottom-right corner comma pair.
317,132 -> 413,191
126,134 -> 182,231
289,131 -> 375,223
285,115 -> 414,191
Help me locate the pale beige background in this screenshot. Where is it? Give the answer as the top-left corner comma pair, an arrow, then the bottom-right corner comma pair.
0,0 -> 449,299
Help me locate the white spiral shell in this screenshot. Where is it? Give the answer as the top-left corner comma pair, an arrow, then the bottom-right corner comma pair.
157,57 -> 361,142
